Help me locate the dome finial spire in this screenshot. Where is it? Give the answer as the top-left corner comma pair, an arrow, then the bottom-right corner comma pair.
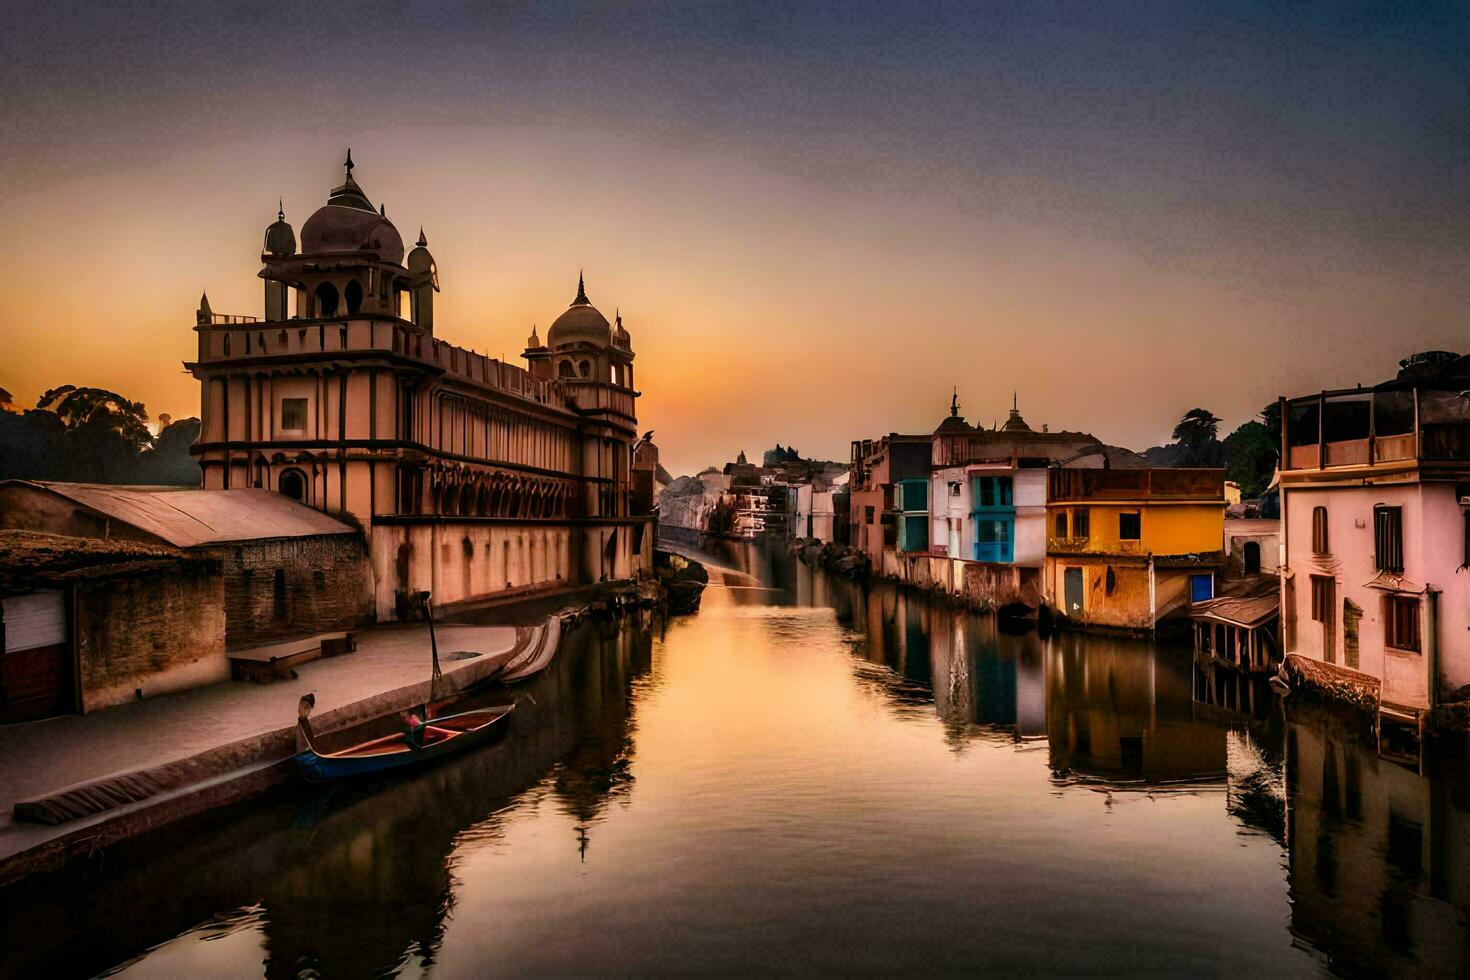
417,227 -> 428,247
574,270 -> 588,305
277,197 -> 284,221
344,148 -> 354,177
951,386 -> 960,417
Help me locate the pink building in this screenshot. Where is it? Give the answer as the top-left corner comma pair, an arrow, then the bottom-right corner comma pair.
1279,355 -> 1470,723
187,153 -> 652,620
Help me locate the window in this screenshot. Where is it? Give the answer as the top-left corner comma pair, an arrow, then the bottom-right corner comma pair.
948,481 -> 961,497
864,506 -> 875,525
1310,575 -> 1334,623
974,476 -> 1012,508
281,398 -> 308,432
1374,505 -> 1403,573
1311,575 -> 1336,663
1385,595 -> 1420,652
1312,506 -> 1329,554
1074,508 -> 1090,539
1119,511 -> 1141,540
1055,512 -> 1068,538
1464,510 -> 1470,568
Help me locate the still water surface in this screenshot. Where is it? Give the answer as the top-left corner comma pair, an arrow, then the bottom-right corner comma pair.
2,545 -> 1467,976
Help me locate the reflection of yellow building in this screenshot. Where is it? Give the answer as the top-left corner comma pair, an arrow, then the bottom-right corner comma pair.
1044,468 -> 1226,633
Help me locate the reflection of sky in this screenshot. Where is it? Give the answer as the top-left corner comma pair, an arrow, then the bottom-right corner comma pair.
5,2 -> 1470,473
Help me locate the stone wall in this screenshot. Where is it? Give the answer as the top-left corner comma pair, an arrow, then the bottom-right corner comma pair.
214,534 -> 375,649
75,561 -> 228,710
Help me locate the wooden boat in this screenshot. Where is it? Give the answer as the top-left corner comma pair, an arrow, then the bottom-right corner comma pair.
293,590 -> 514,782
294,694 -> 514,782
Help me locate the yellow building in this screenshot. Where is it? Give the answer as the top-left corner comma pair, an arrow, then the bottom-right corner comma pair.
1044,468 -> 1226,633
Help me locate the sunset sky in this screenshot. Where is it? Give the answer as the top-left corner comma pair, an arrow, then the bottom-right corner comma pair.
4,1 -> 1469,476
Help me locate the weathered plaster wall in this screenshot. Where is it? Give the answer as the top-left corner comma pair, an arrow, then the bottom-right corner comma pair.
213,534 -> 374,649
75,563 -> 228,711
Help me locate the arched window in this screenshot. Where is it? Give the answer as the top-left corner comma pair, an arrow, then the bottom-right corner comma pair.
1244,541 -> 1261,574
314,282 -> 339,317
344,279 -> 363,315
558,360 -> 576,379
1311,506 -> 1329,554
279,469 -> 307,502
578,360 -> 591,378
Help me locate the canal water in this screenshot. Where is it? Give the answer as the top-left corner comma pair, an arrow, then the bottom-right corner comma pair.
2,544 -> 1467,976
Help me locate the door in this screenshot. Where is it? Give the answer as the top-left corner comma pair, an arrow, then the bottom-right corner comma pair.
1063,567 -> 1084,617
2,590 -> 73,722
1243,541 -> 1261,575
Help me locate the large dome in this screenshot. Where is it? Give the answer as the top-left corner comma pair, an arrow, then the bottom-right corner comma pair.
300,205 -> 404,264
297,153 -> 404,264
547,274 -> 611,348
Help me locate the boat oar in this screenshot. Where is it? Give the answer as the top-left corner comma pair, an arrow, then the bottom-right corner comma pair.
421,590 -> 445,702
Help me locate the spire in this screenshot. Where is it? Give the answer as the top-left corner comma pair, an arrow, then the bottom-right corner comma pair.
527,323 -> 541,348
1013,391 -> 1018,412
379,203 -> 386,217
950,386 -> 960,418
574,270 -> 588,305
277,198 -> 284,222
344,148 -> 354,177
197,290 -> 213,325
417,227 -> 428,247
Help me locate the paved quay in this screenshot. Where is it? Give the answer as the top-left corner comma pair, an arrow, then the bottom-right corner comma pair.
0,622 -> 523,872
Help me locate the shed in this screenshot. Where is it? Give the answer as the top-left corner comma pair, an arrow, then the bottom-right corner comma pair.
1190,593 -> 1281,673
0,531 -> 226,720
0,482 -> 374,649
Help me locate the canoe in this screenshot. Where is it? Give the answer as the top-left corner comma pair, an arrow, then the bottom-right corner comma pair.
295,694 -> 514,782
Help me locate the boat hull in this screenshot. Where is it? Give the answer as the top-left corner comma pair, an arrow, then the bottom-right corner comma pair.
295,704 -> 514,783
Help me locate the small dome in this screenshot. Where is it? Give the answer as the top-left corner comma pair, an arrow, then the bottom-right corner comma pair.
264,203 -> 296,258
547,273 -> 611,349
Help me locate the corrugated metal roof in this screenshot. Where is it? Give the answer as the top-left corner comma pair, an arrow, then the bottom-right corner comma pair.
1189,593 -> 1280,628
9,481 -> 356,547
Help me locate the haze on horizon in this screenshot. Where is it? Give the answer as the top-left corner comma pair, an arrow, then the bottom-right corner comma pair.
3,0 -> 1468,476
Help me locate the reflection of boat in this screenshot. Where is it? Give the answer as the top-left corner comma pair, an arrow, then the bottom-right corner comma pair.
295,694 -> 515,782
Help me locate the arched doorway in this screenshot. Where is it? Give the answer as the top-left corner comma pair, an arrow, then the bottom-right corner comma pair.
1243,541 -> 1261,575
279,469 -> 307,502
314,282 -> 339,317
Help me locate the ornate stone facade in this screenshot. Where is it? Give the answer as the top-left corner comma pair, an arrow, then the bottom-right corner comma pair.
187,153 -> 652,619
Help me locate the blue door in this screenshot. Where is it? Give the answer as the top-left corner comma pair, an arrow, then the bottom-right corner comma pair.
1190,574 -> 1214,602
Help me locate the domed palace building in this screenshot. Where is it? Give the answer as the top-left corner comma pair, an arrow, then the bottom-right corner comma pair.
187,153 -> 649,620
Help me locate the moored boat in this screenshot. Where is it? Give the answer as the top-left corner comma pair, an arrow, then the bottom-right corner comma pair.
294,694 -> 514,782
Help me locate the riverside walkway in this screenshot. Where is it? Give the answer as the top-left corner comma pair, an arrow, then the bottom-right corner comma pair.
0,621 -> 528,881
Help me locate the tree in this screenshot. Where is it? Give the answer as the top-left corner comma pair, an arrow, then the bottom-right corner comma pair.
36,385 -> 153,452
1172,408 -> 1222,449
1224,421 -> 1276,499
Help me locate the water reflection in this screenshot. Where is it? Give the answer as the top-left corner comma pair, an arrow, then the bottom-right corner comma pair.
3,542 -> 1468,975
0,614 -> 654,979
1286,705 -> 1470,975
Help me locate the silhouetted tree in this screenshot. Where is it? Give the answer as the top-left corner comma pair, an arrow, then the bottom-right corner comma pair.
1172,407 -> 1222,448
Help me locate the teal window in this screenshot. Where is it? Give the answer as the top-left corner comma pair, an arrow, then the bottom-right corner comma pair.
975,517 -> 1014,562
972,476 -> 1013,507
971,475 -> 1016,563
900,514 -> 929,552
899,479 -> 928,513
